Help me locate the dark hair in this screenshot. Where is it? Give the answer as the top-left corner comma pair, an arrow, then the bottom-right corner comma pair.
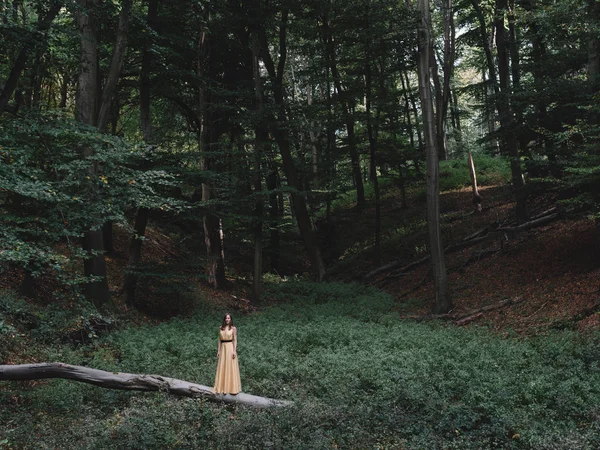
220,313 -> 234,330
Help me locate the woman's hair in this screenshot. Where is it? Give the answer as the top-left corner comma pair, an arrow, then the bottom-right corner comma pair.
220,313 -> 234,330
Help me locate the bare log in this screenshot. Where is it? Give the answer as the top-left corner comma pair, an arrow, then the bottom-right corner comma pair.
450,297 -> 524,324
455,312 -> 484,326
498,212 -> 561,235
401,297 -> 525,323
0,363 -> 291,408
367,233 -> 492,280
367,208 -> 564,281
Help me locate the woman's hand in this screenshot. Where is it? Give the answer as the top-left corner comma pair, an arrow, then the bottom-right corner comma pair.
217,352 -> 220,358
232,352 -> 237,359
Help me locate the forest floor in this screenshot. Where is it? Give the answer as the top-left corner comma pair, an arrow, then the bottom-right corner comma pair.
324,182 -> 600,335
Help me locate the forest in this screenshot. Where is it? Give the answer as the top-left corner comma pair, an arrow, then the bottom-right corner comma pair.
1,0 -> 600,448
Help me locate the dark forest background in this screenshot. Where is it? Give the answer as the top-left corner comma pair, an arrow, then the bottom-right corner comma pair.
1,0 -> 600,448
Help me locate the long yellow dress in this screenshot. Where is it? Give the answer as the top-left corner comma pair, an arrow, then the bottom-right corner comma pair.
213,327 -> 242,394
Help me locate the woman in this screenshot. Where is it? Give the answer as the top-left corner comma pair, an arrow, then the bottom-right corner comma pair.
213,313 -> 242,394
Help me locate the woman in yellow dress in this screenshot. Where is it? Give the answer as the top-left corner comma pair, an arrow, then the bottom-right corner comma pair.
213,313 -> 242,394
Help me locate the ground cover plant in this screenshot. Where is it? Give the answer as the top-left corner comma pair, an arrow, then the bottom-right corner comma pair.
2,281 -> 599,449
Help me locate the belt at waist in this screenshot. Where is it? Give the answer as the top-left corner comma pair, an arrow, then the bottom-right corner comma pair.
220,339 -> 233,343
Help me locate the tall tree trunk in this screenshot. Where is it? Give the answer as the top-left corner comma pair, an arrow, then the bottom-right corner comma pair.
429,0 -> 455,161
400,72 -> 417,152
441,0 -> 455,158
251,20 -> 265,302
96,0 -> 131,133
521,0 -> 553,155
472,0 -> 500,150
30,48 -> 43,108
495,0 -> 527,222
0,1 -> 61,114
417,0 -> 451,314
75,0 -> 131,308
403,71 -> 423,167
322,14 -> 365,207
75,0 -> 111,309
260,11 -> 325,281
588,0 -> 600,93
124,0 -> 156,307
365,61 -> 381,266
266,159 -> 282,274
198,13 -> 226,289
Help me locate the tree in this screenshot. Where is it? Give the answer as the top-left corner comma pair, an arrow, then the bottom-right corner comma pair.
75,0 -> 132,308
259,8 -> 326,281
0,1 -> 62,115
124,0 -> 157,307
416,0 -> 452,313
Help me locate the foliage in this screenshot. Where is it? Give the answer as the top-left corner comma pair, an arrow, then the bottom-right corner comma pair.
0,289 -> 114,348
2,281 -> 600,449
438,154 -> 512,192
0,111 -> 183,295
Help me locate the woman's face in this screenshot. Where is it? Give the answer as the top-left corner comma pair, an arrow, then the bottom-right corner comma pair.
225,315 -> 231,325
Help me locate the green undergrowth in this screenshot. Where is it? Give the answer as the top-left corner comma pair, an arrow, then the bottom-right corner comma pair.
438,154 -> 512,192
2,281 -> 600,449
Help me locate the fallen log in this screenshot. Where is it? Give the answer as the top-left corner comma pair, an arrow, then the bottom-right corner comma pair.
402,297 -> 525,323
450,297 -> 524,324
367,209 -> 565,281
0,362 -> 291,408
455,312 -> 484,326
368,234 -> 492,281
498,212 -> 561,235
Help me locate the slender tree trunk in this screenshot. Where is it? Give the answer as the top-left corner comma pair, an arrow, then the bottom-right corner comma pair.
96,0 -> 131,133
441,0 -> 455,159
260,11 -> 325,281
322,14 -> 365,207
251,20 -> 265,302
266,159 -> 281,274
429,0 -> 456,162
521,0 -> 554,154
495,0 -> 527,222
472,0 -> 500,151
307,85 -> 320,180
75,0 -> 111,309
400,72 -> 416,152
30,48 -> 43,108
588,0 -> 600,93
417,0 -> 451,314
198,14 -> 226,288
365,61 -> 381,266
0,1 -> 61,114
404,71 -> 424,159
124,0 -> 156,307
